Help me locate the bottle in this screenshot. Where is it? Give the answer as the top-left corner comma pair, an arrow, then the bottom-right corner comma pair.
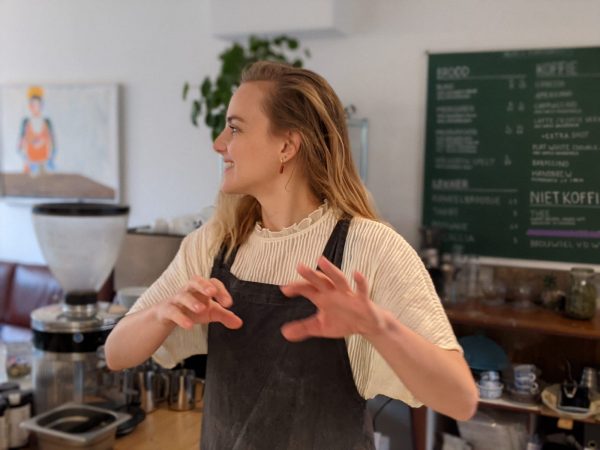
565,267 -> 597,320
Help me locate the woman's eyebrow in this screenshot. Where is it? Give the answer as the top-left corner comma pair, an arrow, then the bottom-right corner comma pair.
227,115 -> 245,124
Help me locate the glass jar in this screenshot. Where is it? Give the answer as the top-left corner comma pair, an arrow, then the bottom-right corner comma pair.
565,268 -> 597,320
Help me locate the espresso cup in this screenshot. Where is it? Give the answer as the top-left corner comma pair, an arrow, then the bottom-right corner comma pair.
513,364 -> 537,376
515,381 -> 539,395
515,372 -> 536,383
480,371 -> 500,382
479,379 -> 502,389
514,377 -> 538,390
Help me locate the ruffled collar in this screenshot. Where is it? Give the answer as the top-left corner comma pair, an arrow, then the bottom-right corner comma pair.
254,202 -> 329,238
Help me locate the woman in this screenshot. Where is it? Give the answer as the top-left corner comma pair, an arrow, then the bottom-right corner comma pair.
105,61 -> 478,449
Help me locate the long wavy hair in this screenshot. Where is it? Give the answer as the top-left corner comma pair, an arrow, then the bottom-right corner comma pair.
210,61 -> 379,258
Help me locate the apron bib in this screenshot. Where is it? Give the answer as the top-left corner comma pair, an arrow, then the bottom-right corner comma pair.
201,218 -> 375,450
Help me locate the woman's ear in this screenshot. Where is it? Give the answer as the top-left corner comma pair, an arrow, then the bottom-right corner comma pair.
281,130 -> 302,161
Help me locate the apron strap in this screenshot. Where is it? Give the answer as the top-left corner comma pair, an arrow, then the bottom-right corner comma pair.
213,242 -> 240,271
321,216 -> 352,269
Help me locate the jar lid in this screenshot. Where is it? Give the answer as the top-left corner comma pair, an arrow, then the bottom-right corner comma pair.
0,382 -> 19,393
31,302 -> 127,333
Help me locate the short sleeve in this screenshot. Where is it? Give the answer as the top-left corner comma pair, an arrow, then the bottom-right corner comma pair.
126,223 -> 217,368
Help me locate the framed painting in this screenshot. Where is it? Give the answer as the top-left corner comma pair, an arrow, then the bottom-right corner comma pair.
0,83 -> 119,201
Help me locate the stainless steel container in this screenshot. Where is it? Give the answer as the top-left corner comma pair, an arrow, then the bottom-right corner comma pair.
31,302 -> 127,413
20,402 -> 130,450
167,369 -> 203,411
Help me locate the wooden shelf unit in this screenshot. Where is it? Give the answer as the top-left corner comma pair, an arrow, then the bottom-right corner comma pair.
445,300 -> 600,340
444,299 -> 600,429
479,397 -> 600,425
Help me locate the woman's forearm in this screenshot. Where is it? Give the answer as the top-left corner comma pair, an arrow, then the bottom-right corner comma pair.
364,309 -> 478,421
105,305 -> 175,371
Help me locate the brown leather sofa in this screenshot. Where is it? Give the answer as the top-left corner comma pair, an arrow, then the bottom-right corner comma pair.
0,261 -> 113,342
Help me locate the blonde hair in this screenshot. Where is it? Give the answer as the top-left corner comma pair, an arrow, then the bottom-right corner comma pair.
210,61 -> 379,258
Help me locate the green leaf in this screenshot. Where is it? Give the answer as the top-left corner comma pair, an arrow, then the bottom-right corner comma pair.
304,48 -> 311,58
215,114 -> 226,135
292,59 -> 303,68
287,38 -> 299,50
205,112 -> 214,128
201,78 -> 212,97
191,100 -> 201,127
222,45 -> 246,77
182,82 -> 190,100
249,35 -> 261,52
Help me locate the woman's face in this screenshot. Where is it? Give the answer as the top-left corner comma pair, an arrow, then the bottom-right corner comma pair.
213,82 -> 285,196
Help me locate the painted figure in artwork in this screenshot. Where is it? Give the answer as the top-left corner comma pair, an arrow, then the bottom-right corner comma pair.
17,86 -> 56,175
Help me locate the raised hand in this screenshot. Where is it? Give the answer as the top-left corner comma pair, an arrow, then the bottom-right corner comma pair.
279,256 -> 384,342
155,276 -> 243,330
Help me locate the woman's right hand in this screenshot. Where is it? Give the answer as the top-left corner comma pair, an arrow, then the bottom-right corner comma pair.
154,276 -> 243,330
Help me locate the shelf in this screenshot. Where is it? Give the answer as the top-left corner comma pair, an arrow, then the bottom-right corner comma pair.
479,397 -> 600,425
445,301 -> 600,340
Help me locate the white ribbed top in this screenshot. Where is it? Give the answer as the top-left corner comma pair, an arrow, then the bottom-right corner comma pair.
128,204 -> 461,405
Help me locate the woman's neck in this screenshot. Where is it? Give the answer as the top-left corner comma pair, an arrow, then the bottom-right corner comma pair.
258,192 -> 322,232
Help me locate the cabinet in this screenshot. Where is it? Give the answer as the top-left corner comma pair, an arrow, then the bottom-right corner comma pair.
437,300 -> 600,447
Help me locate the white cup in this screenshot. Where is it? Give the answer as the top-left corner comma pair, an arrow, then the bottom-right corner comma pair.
514,381 -> 539,394
480,371 -> 500,382
480,379 -> 502,389
513,364 -> 536,376
515,372 -> 536,383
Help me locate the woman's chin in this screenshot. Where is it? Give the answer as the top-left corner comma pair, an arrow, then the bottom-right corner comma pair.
220,182 -> 243,195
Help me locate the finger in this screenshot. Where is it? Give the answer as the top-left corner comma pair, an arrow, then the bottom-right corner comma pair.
281,315 -> 321,342
296,263 -> 335,291
174,291 -> 207,315
187,278 -> 215,301
208,278 -> 233,307
353,271 -> 370,300
166,304 -> 195,329
210,304 -> 243,329
280,281 -> 318,299
317,256 -> 350,289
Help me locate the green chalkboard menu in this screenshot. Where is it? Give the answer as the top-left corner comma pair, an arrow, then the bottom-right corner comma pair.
422,47 -> 600,264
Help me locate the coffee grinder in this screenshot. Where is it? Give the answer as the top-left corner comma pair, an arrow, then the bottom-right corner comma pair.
30,203 -> 129,413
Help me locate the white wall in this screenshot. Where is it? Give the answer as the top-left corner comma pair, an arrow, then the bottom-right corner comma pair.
1,0 -> 599,264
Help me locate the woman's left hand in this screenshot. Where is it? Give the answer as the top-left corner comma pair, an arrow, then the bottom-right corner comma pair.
280,256 -> 385,341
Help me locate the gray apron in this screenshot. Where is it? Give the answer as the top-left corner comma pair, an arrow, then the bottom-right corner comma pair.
201,218 -> 375,450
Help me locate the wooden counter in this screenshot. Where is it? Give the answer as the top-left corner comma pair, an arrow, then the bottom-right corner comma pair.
114,406 -> 202,450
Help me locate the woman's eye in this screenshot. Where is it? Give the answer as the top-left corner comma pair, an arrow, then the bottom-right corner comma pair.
229,125 -> 238,134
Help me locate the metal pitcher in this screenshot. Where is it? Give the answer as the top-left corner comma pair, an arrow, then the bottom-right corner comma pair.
167,369 -> 204,411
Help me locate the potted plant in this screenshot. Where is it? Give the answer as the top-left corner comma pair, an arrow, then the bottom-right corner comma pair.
183,35 -> 310,140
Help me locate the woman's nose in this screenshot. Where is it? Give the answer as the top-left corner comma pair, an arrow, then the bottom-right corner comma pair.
212,128 -> 227,154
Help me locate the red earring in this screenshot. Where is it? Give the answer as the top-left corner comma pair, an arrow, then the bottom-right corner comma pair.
279,158 -> 285,174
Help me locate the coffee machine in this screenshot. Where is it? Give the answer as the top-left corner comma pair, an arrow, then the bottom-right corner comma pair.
30,203 -> 129,413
